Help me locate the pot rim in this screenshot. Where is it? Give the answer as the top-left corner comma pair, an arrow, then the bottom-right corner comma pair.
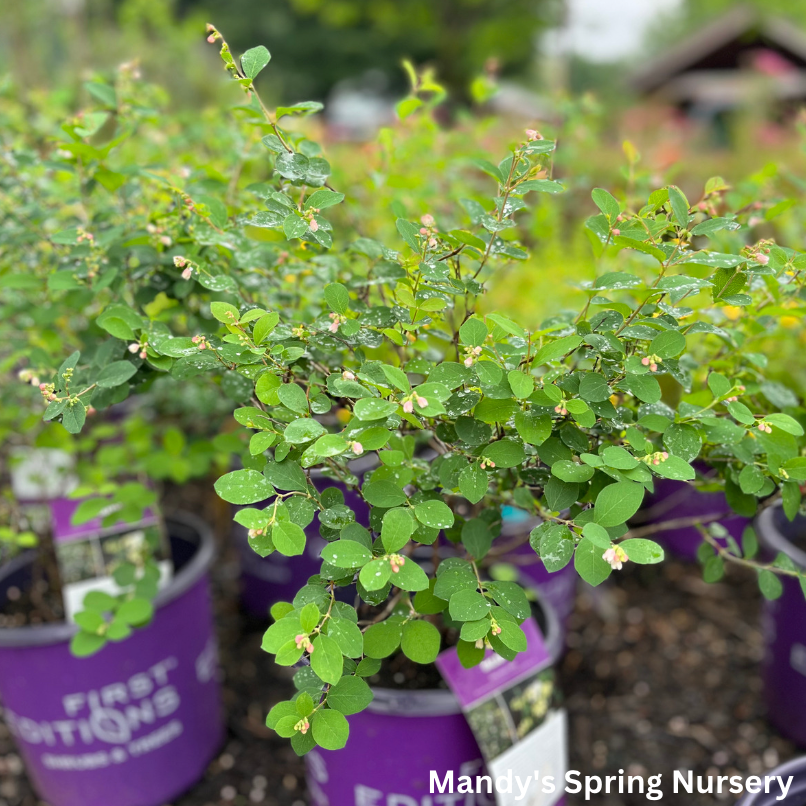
739,755 -> 806,804
0,511 -> 214,648
756,502 -> 806,571
366,591 -> 562,717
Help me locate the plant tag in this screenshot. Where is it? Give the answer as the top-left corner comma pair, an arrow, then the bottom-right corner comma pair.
50,497 -> 172,622
436,618 -> 567,805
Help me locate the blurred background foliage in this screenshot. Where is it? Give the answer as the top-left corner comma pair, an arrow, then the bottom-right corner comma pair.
3,0 -> 806,395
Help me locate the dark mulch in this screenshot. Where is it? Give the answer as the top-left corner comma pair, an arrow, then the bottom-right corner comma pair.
0,486 -> 798,806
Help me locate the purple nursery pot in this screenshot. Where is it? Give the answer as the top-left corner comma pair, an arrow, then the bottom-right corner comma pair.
0,514 -> 224,806
737,756 -> 806,804
638,476 -> 749,562
235,455 -> 378,617
757,504 -> 806,748
306,597 -> 567,806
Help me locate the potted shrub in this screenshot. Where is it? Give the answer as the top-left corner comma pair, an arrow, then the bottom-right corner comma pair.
31,24 -> 806,798
0,71 -> 241,806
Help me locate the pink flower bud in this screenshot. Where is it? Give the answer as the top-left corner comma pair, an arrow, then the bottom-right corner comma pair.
525,129 -> 538,141
181,267 -> 192,280
641,357 -> 650,366
351,442 -> 363,456
756,253 -> 769,265
207,34 -> 216,43
403,400 -> 414,414
39,383 -> 47,391
650,363 -> 658,373
421,214 -> 435,227
309,219 -> 319,233
342,370 -> 355,381
419,227 -> 428,235
199,342 -> 207,350
612,228 -> 620,236
329,321 -> 339,333
416,396 -> 428,409
463,356 -> 473,368
139,350 -> 147,360
128,343 -> 139,354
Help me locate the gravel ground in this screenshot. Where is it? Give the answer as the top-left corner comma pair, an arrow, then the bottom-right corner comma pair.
0,489 -> 798,806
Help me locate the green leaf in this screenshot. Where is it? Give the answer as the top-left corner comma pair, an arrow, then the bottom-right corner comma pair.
210,301 -> 240,324
668,185 -> 690,228
284,418 -> 326,444
214,469 -> 274,505
328,618 -> 364,658
305,189 -> 344,209
619,538 -> 664,564
459,317 -> 488,347
739,465 -> 765,495
552,460 -> 595,483
514,412 -> 551,446
61,401 -> 87,434
537,524 -> 574,572
253,313 -> 280,345
116,598 -> 154,626
321,540 -> 372,569
593,482 -> 644,527
533,335 -> 582,366
353,398 -> 398,421
414,500 -> 454,529
311,635 -> 343,685
283,213 -> 308,240
581,522 -> 611,550
359,559 -> 392,591
508,371 -> 534,399
382,508 -> 415,552
71,631 -> 107,657
591,188 -> 620,220
574,538 -> 612,586
708,372 -> 732,398
96,360 -> 137,388
278,384 -> 309,414
272,522 -> 306,556
766,413 -> 804,436
363,480 -> 408,508
449,589 -> 490,621
324,283 -> 350,314
579,373 -> 611,402
401,620 -> 441,664
458,465 -> 488,504
486,581 -> 530,620
264,460 -> 308,492
663,423 -> 702,463
277,101 -> 324,119
391,559 -> 429,591
363,621 -> 403,658
650,455 -> 696,481
396,218 -> 422,252
327,676 -> 373,715
241,45 -> 271,79
311,709 -> 349,750
650,330 -> 686,359
481,439 -> 526,469
300,603 -> 320,634
758,569 -> 783,600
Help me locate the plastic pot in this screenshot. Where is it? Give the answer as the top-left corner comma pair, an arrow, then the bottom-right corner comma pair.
757,504 -> 806,748
0,513 -> 223,806
737,756 -> 806,804
637,476 -> 748,561
235,455 -> 376,616
306,596 -> 567,806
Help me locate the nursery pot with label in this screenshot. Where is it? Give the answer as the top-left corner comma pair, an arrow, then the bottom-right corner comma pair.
0,513 -> 224,806
757,503 -> 806,747
305,595 -> 567,806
